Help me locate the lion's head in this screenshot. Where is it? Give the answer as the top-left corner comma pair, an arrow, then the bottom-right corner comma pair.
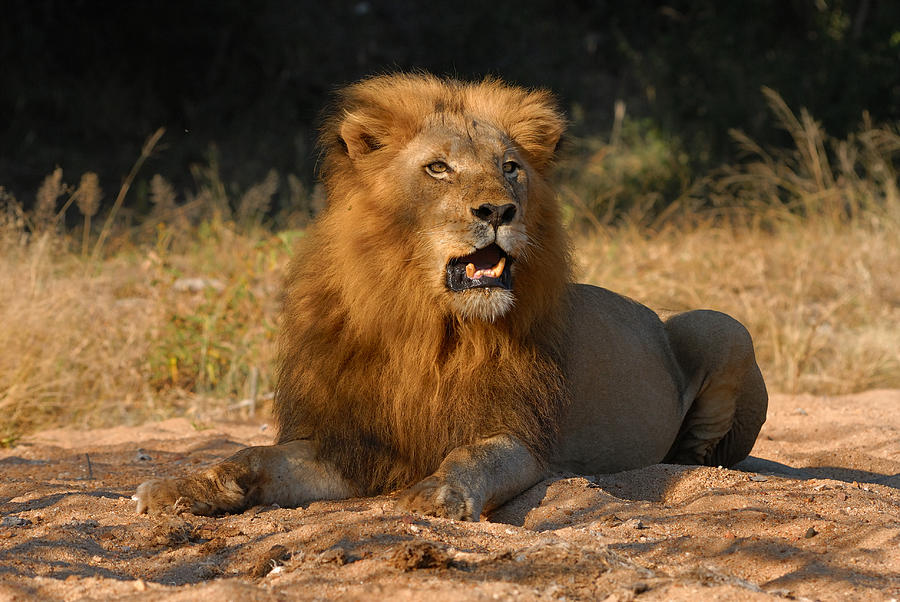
318,73 -> 569,324
275,74 -> 571,493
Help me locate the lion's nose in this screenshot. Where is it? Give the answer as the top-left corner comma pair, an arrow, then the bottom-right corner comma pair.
471,203 -> 517,229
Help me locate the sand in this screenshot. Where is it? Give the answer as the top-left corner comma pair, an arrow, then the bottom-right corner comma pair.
1,390 -> 898,601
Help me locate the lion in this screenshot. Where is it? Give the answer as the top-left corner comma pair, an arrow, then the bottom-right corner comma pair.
135,73 -> 767,520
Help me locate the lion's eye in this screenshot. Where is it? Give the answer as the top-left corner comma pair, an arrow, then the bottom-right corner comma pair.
502,160 -> 519,175
426,161 -> 450,175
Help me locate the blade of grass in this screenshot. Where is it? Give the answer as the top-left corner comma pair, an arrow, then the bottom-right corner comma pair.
91,128 -> 165,260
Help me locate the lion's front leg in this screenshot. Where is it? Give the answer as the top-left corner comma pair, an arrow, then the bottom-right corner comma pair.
397,434 -> 546,521
134,439 -> 353,515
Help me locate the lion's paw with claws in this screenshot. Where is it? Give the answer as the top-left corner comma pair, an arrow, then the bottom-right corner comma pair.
397,476 -> 481,521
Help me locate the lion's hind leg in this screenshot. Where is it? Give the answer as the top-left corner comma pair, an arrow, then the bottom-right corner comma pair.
663,310 -> 768,467
134,439 -> 353,515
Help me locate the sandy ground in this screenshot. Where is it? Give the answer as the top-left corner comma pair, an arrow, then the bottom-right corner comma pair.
1,391 -> 898,601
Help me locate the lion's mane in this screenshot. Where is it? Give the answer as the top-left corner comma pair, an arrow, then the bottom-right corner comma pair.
273,74 -> 571,494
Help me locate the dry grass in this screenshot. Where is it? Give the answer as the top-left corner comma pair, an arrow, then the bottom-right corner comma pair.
1,91 -> 897,441
0,215 -> 293,443
576,220 -> 899,395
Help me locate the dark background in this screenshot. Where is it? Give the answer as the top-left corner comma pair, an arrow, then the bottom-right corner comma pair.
2,0 -> 898,214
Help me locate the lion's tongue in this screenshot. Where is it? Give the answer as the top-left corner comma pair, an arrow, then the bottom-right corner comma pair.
462,246 -> 506,280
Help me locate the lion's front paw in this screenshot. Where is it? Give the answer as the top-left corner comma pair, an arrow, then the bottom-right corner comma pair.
134,478 -> 208,515
133,474 -> 243,516
396,476 -> 481,521
134,478 -> 187,515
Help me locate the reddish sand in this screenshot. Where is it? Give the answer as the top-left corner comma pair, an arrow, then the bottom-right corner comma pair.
1,391 -> 898,601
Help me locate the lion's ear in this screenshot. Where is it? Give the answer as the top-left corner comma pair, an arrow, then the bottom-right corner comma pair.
505,91 -> 566,173
338,110 -> 394,161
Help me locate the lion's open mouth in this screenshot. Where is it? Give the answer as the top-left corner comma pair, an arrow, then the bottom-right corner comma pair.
446,244 -> 512,291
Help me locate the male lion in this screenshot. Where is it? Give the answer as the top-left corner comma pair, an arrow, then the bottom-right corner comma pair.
135,74 -> 767,520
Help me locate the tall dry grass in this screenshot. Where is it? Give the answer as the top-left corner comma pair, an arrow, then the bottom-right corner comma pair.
577,90 -> 900,395
0,160 -> 293,443
0,91 -> 897,441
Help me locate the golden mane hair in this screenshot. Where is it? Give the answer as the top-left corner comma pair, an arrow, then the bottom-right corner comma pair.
273,73 -> 572,494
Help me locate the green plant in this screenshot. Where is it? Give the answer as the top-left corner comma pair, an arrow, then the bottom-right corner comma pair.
557,116 -> 692,229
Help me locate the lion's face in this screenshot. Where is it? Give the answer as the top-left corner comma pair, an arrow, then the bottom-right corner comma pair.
394,116 -> 532,321
321,74 -> 567,324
